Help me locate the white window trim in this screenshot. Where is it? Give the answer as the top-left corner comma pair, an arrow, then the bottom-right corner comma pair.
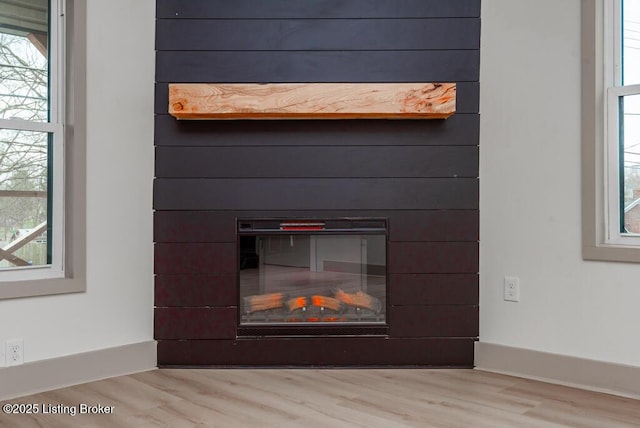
583,0 -> 640,261
0,0 -> 86,299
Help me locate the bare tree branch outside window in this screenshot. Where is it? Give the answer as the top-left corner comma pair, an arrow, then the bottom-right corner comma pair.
0,32 -> 49,266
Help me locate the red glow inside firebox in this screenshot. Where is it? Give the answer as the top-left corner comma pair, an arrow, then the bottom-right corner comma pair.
280,221 -> 325,231
281,226 -> 324,231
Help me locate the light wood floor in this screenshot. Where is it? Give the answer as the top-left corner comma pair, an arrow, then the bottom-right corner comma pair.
1,369 -> 639,427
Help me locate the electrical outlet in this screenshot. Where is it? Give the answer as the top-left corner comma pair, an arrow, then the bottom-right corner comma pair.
504,276 -> 520,302
6,339 -> 24,366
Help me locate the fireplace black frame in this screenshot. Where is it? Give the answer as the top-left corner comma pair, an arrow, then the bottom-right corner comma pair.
236,217 -> 389,337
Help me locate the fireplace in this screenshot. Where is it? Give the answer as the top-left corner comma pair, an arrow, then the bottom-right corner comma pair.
154,0 -> 479,366
238,218 -> 387,335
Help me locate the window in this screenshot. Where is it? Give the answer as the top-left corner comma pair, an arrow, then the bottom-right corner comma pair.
607,0 -> 640,241
0,0 -> 85,298
0,0 -> 63,279
583,0 -> 640,261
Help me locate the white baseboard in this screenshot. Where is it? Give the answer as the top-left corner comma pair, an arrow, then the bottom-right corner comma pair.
475,342 -> 640,400
0,341 -> 156,401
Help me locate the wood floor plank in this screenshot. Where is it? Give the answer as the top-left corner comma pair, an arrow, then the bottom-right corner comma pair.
1,369 -> 639,427
524,402 -> 640,428
137,370 -> 300,426
321,369 -> 540,417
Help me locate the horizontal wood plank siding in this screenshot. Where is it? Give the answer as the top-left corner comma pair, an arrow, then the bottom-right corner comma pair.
154,0 -> 480,366
388,274 -> 479,306
155,274 -> 237,307
156,51 -> 479,83
154,212 -> 237,243
156,146 -> 478,179
156,0 -> 481,19
157,338 -> 475,367
154,210 -> 478,243
157,19 -> 479,51
389,211 -> 479,242
389,242 -> 479,274
154,178 -> 478,211
155,307 -> 237,340
154,111 -> 480,146
389,306 -> 479,338
155,243 -> 236,275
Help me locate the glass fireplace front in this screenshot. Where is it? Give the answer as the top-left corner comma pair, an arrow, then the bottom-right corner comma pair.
238,219 -> 387,327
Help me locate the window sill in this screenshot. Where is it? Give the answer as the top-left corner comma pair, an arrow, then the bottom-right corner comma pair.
583,244 -> 640,263
0,276 -> 85,300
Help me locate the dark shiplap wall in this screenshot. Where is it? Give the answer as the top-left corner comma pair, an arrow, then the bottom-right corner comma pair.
154,0 -> 480,366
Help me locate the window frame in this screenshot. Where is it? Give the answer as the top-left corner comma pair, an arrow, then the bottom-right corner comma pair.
583,0 -> 640,261
0,0 -> 85,299
0,0 -> 64,278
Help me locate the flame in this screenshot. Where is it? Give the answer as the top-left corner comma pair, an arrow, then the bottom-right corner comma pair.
287,296 -> 308,312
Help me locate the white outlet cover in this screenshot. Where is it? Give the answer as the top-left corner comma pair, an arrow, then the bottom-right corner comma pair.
6,339 -> 24,366
504,276 -> 520,302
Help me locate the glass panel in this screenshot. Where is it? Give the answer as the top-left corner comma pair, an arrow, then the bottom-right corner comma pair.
0,128 -> 49,268
0,0 -> 50,122
240,234 -> 386,325
620,2 -> 640,235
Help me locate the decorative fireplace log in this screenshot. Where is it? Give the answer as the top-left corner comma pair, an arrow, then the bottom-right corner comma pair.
168,83 -> 456,120
334,289 -> 382,314
310,295 -> 342,312
243,292 -> 285,313
286,296 -> 308,312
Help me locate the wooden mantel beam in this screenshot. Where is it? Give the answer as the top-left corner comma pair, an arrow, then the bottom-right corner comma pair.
168,83 -> 456,120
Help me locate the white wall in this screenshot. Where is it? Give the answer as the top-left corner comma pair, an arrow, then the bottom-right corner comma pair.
0,0 -> 155,365
3,0 -> 637,376
481,0 -> 640,367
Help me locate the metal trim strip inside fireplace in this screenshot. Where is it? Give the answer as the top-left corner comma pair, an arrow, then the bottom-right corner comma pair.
237,218 -> 388,337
